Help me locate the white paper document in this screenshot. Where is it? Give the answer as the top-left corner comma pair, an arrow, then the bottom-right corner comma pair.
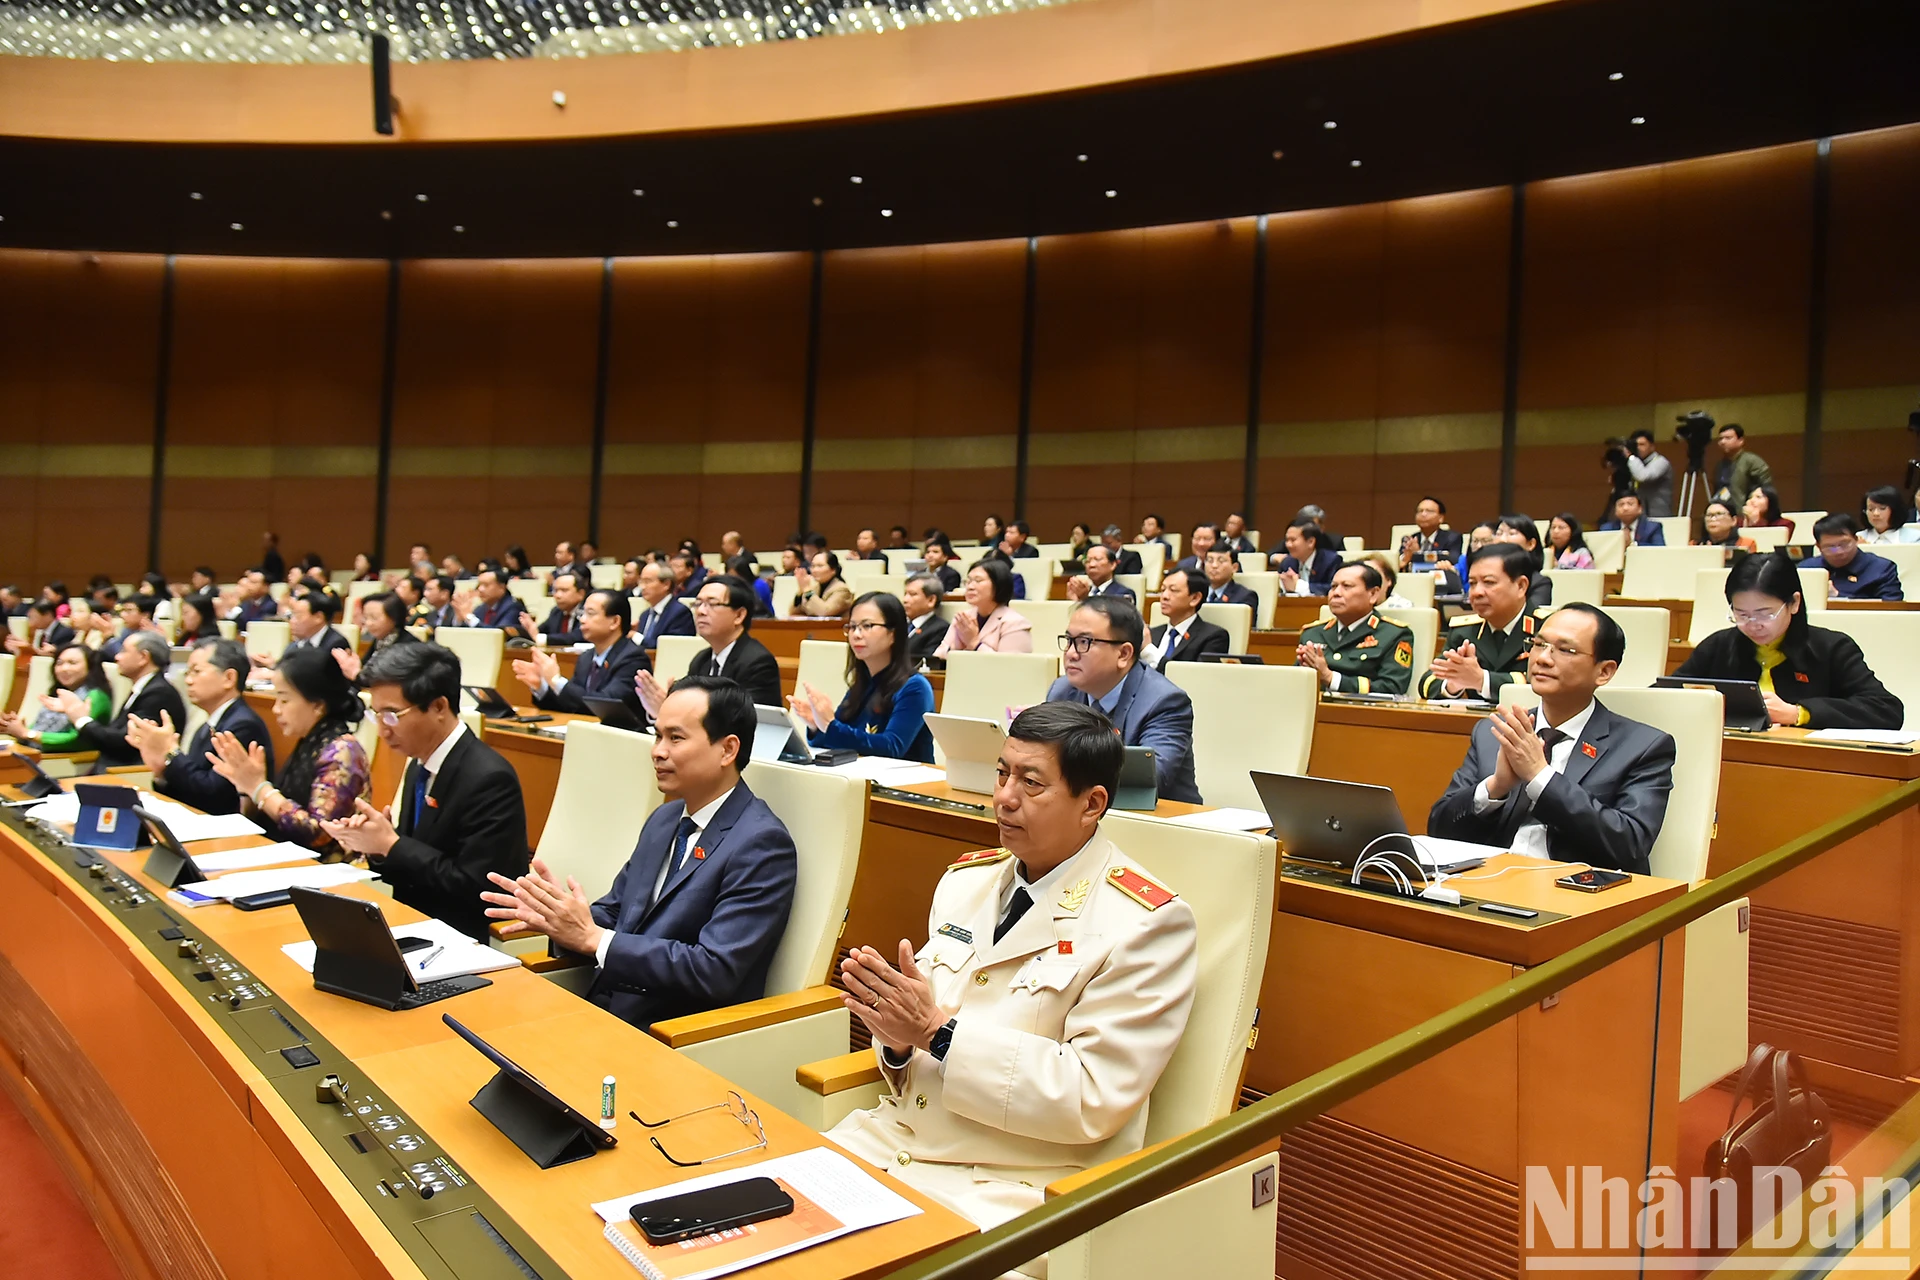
591,1147 -> 922,1280
1163,807 -> 1272,833
820,756 -> 947,786
25,788 -> 261,843
1805,728 -> 1918,747
24,792 -> 82,825
281,916 -> 519,981
169,862 -> 375,906
189,842 -> 319,873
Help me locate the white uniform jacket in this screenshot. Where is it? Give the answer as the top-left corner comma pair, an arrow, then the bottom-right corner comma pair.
828,834 -> 1197,1242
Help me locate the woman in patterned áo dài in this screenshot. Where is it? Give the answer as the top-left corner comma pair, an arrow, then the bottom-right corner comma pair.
209,645 -> 370,855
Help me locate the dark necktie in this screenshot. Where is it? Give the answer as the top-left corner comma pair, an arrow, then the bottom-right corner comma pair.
1537,726 -> 1567,754
583,651 -> 608,691
652,816 -> 699,908
407,763 -> 429,836
994,886 -> 1033,944
1165,626 -> 1182,657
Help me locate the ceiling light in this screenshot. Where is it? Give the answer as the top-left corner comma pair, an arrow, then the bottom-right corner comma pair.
1608,71 -> 1624,81
1349,159 -> 1362,168
230,222 -> 243,230
380,210 -> 392,220
811,196 -> 823,207
1630,116 -> 1646,125
1271,149 -> 1284,160
415,193 -> 428,202
1076,153 -> 1087,162
453,224 -> 465,232
1322,120 -> 1337,130
849,175 -> 863,184
667,219 -> 678,228
1104,189 -> 1116,198
880,208 -> 893,217
632,188 -> 645,197
189,191 -> 203,200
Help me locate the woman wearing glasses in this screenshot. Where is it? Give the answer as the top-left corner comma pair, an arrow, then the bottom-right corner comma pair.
789,592 -> 935,762
934,558 -> 1033,658
1673,551 -> 1902,729
208,646 -> 371,852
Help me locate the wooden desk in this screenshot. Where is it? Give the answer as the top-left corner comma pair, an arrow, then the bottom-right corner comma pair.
0,795 -> 972,1280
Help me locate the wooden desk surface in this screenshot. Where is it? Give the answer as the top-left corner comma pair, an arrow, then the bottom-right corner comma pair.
0,793 -> 973,1280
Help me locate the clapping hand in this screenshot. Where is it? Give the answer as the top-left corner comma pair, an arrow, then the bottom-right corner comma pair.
636,668 -> 671,719
839,941 -> 948,1057
46,688 -> 89,722
333,647 -> 362,682
481,859 -> 599,953
126,710 -> 180,772
1484,702 -> 1548,798
1427,640 -> 1484,697
1296,640 -> 1332,686
1065,575 -> 1092,602
207,729 -> 270,797
787,681 -> 834,733
319,797 -> 399,859
948,609 -> 980,648
512,647 -> 560,693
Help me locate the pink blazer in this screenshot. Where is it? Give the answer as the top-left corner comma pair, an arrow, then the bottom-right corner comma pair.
935,606 -> 1033,657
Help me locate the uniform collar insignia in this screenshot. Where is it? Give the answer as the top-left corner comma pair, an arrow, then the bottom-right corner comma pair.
1058,878 -> 1090,913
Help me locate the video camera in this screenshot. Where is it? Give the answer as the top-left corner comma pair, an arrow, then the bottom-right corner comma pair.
1674,410 -> 1716,472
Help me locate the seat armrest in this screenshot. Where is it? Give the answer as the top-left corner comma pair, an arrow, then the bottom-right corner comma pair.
649,985 -> 843,1049
797,1050 -> 882,1096
489,919 -> 532,941
521,952 -> 590,974
1045,1140 -> 1176,1198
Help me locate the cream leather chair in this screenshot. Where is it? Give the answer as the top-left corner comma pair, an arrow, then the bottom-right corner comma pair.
1010,558 -> 1056,605
1137,541 -> 1167,592
939,650 -> 1062,728
244,620 -> 290,663
19,655 -> 53,713
1392,568 -> 1435,609
1799,565 -> 1828,611
853,574 -> 907,600
269,581 -> 290,603
1113,574 -> 1147,604
1244,529 -> 1261,551
346,579 -> 386,601
507,579 -> 549,612
105,665 -> 133,716
652,634 -> 706,685
1783,510 -> 1826,541
1034,543 -> 1076,563
1343,535 -> 1365,552
701,553 -> 725,571
842,558 -> 889,582
1653,516 -> 1690,548
536,723 -> 662,901
1811,611 -> 1920,732
1011,600 -> 1074,655
334,623 -> 361,652
432,626 -> 504,709
1745,526 -> 1790,552
794,812 -> 1279,1279
1048,1153 -> 1280,1280
1584,528 -> 1626,573
216,620 -> 238,639
1234,572 -> 1279,630
1595,606 -> 1670,688
795,639 -> 851,704
1865,542 -> 1920,586
1388,523 -> 1420,549
647,759 -> 867,1119
1378,606 -> 1440,681
1166,662 -> 1317,808
589,564 -> 623,590
1164,533 -> 1183,562
1620,545 -> 1726,600
1543,567 -> 1604,607
0,653 -> 14,718
406,624 -> 431,641
771,575 -> 799,618
1687,569 -> 1734,644
6,616 -> 30,643
1236,552 -> 1265,576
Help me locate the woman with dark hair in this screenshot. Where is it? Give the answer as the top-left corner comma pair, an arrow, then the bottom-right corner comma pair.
789,591 -> 935,762
1674,551 -> 1902,729
138,571 -> 177,628
922,534 -> 962,592
1067,522 -> 1095,562
1495,514 -> 1554,608
177,594 -> 221,642
979,547 -> 1028,599
501,545 -> 534,579
1860,485 -> 1919,545
1742,485 -> 1790,530
1547,513 -> 1594,569
1453,521 -> 1500,584
1695,499 -> 1757,551
0,643 -> 111,750
335,591 -> 417,683
980,513 -> 1006,549
797,550 -> 856,617
209,646 -> 370,852
351,552 -> 381,582
935,559 -> 1032,656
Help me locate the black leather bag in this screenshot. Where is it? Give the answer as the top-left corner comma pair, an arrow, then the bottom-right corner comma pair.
1702,1043 -> 1832,1242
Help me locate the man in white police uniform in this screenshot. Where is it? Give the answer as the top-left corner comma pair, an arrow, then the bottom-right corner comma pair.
828,702 -> 1197,1277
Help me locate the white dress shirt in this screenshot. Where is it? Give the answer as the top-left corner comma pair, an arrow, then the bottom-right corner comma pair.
595,785 -> 738,966
1470,700 -> 1597,860
709,638 -> 737,677
1143,614 -> 1196,668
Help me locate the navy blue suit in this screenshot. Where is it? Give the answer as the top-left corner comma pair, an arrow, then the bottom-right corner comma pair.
233,596 -> 278,626
1800,550 -> 1903,601
1201,581 -> 1258,609
535,635 -> 650,719
1045,663 -> 1202,804
282,626 -> 353,659
536,604 -> 585,645
467,595 -> 525,634
631,596 -> 696,650
1273,549 -> 1342,595
676,567 -> 710,600
155,700 -> 275,815
586,784 -> 798,1030
1083,579 -> 1136,605
1598,516 -> 1666,546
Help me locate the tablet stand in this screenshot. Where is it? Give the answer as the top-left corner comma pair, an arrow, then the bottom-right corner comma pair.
469,1070 -> 603,1168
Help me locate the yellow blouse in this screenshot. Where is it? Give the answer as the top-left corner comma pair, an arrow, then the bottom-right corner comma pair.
1754,639 -> 1812,726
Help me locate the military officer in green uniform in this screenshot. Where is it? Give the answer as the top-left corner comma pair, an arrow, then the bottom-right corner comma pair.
1296,562 -> 1416,695
1419,543 -> 1547,701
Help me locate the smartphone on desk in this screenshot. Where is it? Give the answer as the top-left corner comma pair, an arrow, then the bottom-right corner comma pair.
1556,868 -> 1632,893
631,1177 -> 794,1244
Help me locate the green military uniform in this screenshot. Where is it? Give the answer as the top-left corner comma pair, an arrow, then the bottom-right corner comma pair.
1298,610 -> 1416,695
1417,608 -> 1547,701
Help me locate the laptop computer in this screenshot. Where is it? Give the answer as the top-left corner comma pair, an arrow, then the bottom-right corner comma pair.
1653,676 -> 1771,732
924,713 -> 1005,795
290,887 -> 492,1011
1250,771 -> 1493,872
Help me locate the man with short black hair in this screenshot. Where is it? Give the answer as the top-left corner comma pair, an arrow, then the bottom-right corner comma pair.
513,590 -> 650,719
1271,521 -> 1340,596
668,550 -> 709,600
829,701 -> 1197,1256
638,576 -> 782,713
852,528 -> 883,561
483,675 -> 798,1030
1065,544 -> 1135,604
529,569 -> 589,644
1136,513 -> 1171,551
323,643 -> 531,939
1429,604 -> 1675,874
1045,597 -> 1201,803
131,638 -> 274,814
451,568 -> 526,636
1174,523 -> 1220,574
102,594 -> 161,661
5,599 -> 72,655
1803,514 -> 1904,600
1002,519 -> 1038,559
417,574 -> 456,629
1296,563 -> 1416,696
902,574 -> 950,664
278,590 -> 352,659
1712,422 -> 1773,506
887,525 -> 911,550
1146,568 -> 1229,670
1419,543 -> 1546,701
923,537 -> 963,592
0,585 -> 27,618
1200,547 -> 1257,607
1598,491 -> 1666,547
1220,513 -> 1256,556
1399,497 -> 1462,569
1627,431 -> 1674,517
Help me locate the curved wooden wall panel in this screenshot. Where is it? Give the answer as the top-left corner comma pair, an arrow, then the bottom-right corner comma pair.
0,0 -> 1547,144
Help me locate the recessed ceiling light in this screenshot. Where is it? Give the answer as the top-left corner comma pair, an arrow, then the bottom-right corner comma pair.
415,193 -> 428,202
189,191 -> 203,200
1104,189 -> 1117,198
1076,153 -> 1088,162
1323,120 -> 1337,130
632,188 -> 645,196
453,224 -> 465,233
1349,159 -> 1362,168
1630,116 -> 1646,125
849,175 -> 863,185
380,210 -> 392,220
667,220 -> 678,228
811,196 -> 823,207
880,209 -> 893,217
1271,149 -> 1285,160
230,222 -> 243,230
1608,71 -> 1624,81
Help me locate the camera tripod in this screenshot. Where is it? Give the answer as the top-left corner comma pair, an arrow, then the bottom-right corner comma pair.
1676,465 -> 1712,522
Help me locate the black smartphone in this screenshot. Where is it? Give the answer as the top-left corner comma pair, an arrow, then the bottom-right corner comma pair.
1556,868 -> 1633,893
396,936 -> 434,953
232,889 -> 294,911
631,1177 -> 794,1245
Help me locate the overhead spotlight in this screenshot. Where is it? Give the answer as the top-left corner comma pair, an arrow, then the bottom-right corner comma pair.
1076,153 -> 1088,162
230,222 -> 243,230
667,219 -> 678,228
632,188 -> 645,196
1608,71 -> 1624,81
1630,116 -> 1646,125
415,193 -> 428,202
1104,189 -> 1117,198
881,208 -> 893,217
1323,120 -> 1337,129
849,175 -> 863,184
1271,149 -> 1285,160
453,224 -> 465,232
1349,159 -> 1362,168
380,210 -> 392,220
811,196 -> 824,207
189,191 -> 203,200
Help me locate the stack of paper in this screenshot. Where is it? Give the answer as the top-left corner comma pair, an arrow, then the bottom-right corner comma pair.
819,756 -> 946,787
1163,807 -> 1272,833
189,842 -> 318,873
281,916 -> 519,981
1806,728 -> 1918,747
170,862 -> 374,907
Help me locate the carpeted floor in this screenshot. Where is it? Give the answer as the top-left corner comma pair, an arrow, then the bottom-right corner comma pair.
0,1083 -> 122,1279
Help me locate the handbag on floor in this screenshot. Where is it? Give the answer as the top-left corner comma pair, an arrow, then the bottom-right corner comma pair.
1702,1043 -> 1832,1242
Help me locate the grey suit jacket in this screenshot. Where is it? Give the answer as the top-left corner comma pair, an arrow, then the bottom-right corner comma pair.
1044,663 -> 1202,804
1426,700 -> 1675,875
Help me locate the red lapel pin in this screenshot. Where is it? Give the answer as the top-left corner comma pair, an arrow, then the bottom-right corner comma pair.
693,847 -> 706,861
1581,743 -> 1598,759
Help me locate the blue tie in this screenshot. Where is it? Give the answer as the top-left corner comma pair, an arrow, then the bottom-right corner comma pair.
409,765 -> 429,835
652,816 -> 698,908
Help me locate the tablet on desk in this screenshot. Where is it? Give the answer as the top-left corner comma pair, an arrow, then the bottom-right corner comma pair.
1653,676 -> 1770,732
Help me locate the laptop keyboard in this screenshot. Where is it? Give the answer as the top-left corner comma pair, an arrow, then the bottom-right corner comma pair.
398,973 -> 492,1008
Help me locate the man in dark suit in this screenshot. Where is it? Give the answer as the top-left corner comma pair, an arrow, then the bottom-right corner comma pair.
5,600 -> 73,656
1136,514 -> 1173,553
324,643 -> 531,939
1045,597 -> 1202,803
1429,604 -> 1674,874
1220,513 -> 1257,556
923,538 -> 963,592
415,575 -> 457,629
1066,544 -> 1136,605
1271,521 -> 1342,595
52,632 -> 187,768
1419,544 -> 1547,701
102,594 -> 162,661
1399,496 -> 1463,569
1597,491 -> 1667,547
902,574 -> 950,665
1200,548 -> 1258,607
669,551 -> 709,600
482,676 -> 799,1031
629,562 -> 696,649
512,590 -> 650,720
1149,568 -> 1230,671
1002,519 -> 1040,558
639,576 -> 784,714
1102,525 -> 1143,576
132,638 -> 274,815
276,590 -> 354,661
229,569 -> 279,626
451,569 -> 528,637
1174,523 -> 1220,574
528,569 -> 589,645
1803,514 -> 1904,601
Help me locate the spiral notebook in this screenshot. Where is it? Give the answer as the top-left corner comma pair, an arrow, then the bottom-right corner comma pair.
591,1147 -> 920,1280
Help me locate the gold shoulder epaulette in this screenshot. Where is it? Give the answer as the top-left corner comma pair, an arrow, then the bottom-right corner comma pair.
950,847 -> 1013,871
1106,864 -> 1177,910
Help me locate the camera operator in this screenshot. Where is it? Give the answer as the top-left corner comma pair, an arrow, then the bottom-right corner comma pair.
1601,440 -> 1634,525
1624,430 -> 1673,517
1712,422 -> 1773,507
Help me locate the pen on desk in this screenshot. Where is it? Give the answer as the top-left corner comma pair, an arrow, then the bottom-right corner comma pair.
416,944 -> 445,971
